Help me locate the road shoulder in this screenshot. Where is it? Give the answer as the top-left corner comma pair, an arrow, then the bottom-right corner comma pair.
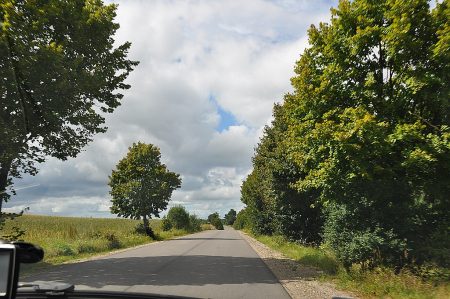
238,230 -> 356,299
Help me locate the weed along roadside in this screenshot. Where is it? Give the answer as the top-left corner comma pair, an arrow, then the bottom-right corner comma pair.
238,229 -> 450,299
1,214 -> 210,272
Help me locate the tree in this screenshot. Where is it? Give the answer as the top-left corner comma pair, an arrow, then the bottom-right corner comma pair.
109,142 -> 181,238
239,0 -> 449,269
283,0 -> 450,268
208,212 -> 223,230
166,205 -> 190,230
224,209 -> 237,225
0,0 -> 138,212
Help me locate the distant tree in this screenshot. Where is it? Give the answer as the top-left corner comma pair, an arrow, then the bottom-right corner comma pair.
224,209 -> 237,225
166,205 -> 190,230
161,206 -> 202,232
0,0 -> 137,213
208,212 -> 223,230
109,142 -> 181,238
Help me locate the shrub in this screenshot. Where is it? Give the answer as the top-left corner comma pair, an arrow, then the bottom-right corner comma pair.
104,232 -> 121,249
161,216 -> 172,231
167,205 -> 190,230
54,243 -> 75,256
77,242 -> 96,254
134,223 -> 148,235
188,214 -> 202,232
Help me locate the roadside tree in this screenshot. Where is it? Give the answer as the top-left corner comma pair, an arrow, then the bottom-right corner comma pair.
166,205 -> 190,230
208,212 -> 224,230
109,142 -> 181,238
0,0 -> 137,212
224,209 -> 237,225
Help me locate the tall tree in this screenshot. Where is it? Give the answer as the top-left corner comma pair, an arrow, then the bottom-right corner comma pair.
240,0 -> 449,268
0,0 -> 138,212
224,208 -> 237,225
284,0 -> 450,268
109,142 -> 181,238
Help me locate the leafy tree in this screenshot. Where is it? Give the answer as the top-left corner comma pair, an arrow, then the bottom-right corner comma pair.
284,0 -> 450,268
224,209 -> 237,225
0,0 -> 137,212
208,212 -> 223,230
233,207 -> 251,230
161,206 -> 202,232
239,0 -> 449,269
109,142 -> 181,238
166,205 -> 190,230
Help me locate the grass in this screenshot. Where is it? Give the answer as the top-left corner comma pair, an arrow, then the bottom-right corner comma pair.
1,214 -> 200,266
246,231 -> 450,299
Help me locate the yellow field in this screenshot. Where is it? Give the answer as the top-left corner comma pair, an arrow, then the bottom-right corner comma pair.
1,214 -> 191,265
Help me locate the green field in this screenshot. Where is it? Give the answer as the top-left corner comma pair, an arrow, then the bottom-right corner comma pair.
250,232 -> 450,299
1,214 -> 198,265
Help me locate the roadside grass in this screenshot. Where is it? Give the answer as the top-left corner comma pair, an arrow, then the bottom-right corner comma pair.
247,231 -> 450,299
2,214 -> 200,266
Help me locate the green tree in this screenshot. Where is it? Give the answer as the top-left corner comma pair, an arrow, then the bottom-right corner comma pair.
0,0 -> 137,212
224,209 -> 237,225
166,205 -> 190,230
109,142 -> 181,238
283,0 -> 450,268
208,212 -> 223,230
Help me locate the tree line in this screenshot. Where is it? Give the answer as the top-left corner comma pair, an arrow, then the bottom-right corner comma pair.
236,0 -> 449,271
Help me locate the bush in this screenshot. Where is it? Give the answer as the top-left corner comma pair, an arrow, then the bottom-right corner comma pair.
323,204 -> 407,270
104,232 -> 121,249
233,208 -> 251,230
211,218 -> 224,230
54,243 -> 75,256
167,205 -> 190,230
77,242 -> 96,254
188,214 -> 202,232
161,216 -> 172,231
134,223 -> 149,235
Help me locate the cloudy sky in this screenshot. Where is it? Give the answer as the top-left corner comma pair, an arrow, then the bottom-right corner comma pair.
5,0 -> 337,218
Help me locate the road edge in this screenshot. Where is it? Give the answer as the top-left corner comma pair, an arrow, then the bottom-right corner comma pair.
238,230 -> 356,299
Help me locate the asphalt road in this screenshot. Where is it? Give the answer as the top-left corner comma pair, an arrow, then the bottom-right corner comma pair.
22,227 -> 291,299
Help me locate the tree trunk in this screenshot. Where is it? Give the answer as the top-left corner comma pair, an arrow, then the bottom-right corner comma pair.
142,215 -> 155,239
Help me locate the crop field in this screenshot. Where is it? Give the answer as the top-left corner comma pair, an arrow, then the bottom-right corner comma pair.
1,214 -> 192,265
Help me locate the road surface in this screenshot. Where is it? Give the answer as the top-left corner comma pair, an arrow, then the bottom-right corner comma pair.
22,227 -> 291,299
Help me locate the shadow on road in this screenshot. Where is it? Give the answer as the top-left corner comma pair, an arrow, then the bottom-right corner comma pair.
21,255 -> 309,288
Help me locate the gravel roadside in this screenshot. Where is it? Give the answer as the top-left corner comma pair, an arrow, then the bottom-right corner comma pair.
239,230 -> 356,299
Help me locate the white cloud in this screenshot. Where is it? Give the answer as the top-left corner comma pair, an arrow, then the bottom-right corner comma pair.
7,0 -> 336,218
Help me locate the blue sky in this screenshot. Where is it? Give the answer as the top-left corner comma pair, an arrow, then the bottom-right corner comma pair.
5,0 -> 338,218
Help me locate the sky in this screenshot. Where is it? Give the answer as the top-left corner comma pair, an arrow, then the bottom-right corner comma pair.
5,0 -> 337,219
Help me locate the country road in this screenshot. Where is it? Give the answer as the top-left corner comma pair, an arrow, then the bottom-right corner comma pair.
22,227 -> 291,299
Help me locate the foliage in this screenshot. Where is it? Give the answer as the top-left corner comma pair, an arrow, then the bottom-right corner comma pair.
109,142 -> 181,238
161,216 -> 172,231
239,0 -> 450,270
233,208 -> 251,230
224,209 -> 237,225
160,206 -> 203,233
253,231 -> 450,299
166,205 -> 190,230
188,214 -> 202,232
0,210 -> 26,241
208,212 -> 224,230
0,0 -> 137,214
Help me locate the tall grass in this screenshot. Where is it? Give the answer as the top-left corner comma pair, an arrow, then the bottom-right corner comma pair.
1,214 -> 196,265
249,231 -> 450,299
